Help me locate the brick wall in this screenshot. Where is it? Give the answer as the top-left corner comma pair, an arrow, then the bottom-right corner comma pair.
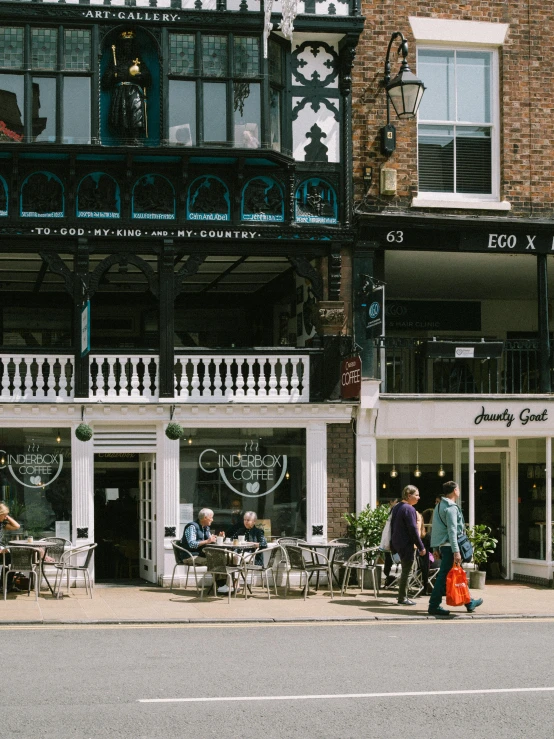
327,423 -> 356,538
353,2 -> 552,217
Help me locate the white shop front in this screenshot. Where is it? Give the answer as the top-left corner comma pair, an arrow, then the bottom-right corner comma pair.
0,402 -> 353,586
357,395 -> 554,586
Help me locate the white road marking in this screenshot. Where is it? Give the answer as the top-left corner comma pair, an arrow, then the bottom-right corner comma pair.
139,686 -> 554,704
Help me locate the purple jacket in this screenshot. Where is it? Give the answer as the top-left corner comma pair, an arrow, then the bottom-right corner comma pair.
390,502 -> 424,561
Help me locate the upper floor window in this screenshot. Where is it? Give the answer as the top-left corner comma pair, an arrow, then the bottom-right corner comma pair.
167,32 -> 262,148
0,26 -> 91,144
417,48 -> 498,199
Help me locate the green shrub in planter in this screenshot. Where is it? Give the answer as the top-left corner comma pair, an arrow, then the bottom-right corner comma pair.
344,504 -> 390,549
165,422 -> 184,440
466,524 -> 498,569
75,423 -> 93,442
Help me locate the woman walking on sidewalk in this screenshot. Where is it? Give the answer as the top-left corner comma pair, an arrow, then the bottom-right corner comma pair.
390,485 -> 426,606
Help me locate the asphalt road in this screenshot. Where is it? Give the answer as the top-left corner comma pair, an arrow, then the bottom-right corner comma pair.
3,619 -> 554,739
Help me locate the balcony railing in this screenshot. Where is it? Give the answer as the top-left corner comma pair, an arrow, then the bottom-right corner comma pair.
0,349 -> 316,402
375,338 -> 544,395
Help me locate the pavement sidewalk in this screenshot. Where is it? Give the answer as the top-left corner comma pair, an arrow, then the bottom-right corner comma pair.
0,579 -> 553,624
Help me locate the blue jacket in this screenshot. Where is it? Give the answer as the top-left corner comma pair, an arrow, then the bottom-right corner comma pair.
430,497 -> 465,552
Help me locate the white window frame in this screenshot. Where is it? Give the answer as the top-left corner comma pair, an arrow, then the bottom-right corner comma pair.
415,45 -> 500,204
409,17 -> 509,210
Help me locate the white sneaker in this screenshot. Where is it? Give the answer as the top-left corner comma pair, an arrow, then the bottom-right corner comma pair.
217,584 -> 230,594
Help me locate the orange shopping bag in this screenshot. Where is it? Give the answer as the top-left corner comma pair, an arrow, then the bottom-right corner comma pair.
446,565 -> 471,607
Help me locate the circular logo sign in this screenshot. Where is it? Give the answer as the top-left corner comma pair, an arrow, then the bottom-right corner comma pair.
0,446 -> 64,488
369,301 -> 381,320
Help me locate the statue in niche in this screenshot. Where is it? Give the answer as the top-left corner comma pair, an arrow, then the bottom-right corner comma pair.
296,180 -> 336,219
102,30 -> 152,143
190,178 -> 228,214
304,124 -> 328,162
134,176 -> 174,214
21,173 -> 63,214
244,178 -> 283,216
78,174 -> 118,213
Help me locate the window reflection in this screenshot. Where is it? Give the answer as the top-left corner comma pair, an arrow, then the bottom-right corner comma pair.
168,80 -> 196,146
203,82 -> 227,143
63,77 -> 90,144
518,439 -> 546,560
270,88 -> 281,152
234,82 -> 260,148
32,77 -> 56,142
0,73 -> 24,142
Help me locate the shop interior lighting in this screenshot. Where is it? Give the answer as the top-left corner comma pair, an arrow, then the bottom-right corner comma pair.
390,439 -> 398,478
414,439 -> 422,478
56,430 -> 61,444
438,439 -> 446,477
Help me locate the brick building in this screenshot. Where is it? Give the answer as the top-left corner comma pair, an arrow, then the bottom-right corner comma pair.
351,4 -> 554,584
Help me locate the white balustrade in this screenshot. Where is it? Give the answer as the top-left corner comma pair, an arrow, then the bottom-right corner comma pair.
174,353 -> 310,403
90,355 -> 159,401
0,355 -> 74,401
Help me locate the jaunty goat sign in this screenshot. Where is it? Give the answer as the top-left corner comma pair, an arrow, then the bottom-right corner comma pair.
198,440 -> 288,498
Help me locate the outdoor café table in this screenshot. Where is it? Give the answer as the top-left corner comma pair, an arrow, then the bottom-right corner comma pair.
296,541 -> 348,585
6,540 -> 58,596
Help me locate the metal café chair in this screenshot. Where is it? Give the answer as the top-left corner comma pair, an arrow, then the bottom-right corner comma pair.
328,538 -> 361,586
2,546 -> 41,601
200,547 -> 243,604
170,540 -> 202,595
241,545 -> 282,599
53,542 -> 97,598
282,544 -> 334,600
275,537 -> 307,582
340,547 -> 381,598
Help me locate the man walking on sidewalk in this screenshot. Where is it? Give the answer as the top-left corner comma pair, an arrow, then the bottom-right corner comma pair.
428,480 -> 483,617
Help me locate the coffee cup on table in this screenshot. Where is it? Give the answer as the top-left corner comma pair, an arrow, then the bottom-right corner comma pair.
216,536 -> 224,545
238,535 -> 246,543
27,537 -> 33,543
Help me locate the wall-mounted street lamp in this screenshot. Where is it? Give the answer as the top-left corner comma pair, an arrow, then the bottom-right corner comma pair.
381,31 -> 426,156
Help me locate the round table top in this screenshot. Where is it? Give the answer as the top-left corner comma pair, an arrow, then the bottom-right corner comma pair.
6,540 -> 56,548
297,541 -> 348,549
206,541 -> 259,549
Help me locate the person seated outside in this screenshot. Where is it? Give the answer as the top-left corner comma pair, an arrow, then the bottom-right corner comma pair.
178,508 -> 220,566
227,511 -> 267,550
219,511 -> 268,594
0,503 -> 21,591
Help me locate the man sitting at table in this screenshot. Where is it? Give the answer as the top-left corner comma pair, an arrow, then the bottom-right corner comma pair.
178,508 -> 217,566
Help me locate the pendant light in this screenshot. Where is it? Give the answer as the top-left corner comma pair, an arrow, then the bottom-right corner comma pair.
414,439 -> 422,478
56,429 -> 61,444
438,439 -> 446,477
390,439 -> 398,478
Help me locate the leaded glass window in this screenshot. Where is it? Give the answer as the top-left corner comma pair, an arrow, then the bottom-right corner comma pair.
0,27 -> 24,69
31,28 -> 58,71
64,29 -> 91,72
269,40 -> 283,85
170,34 -> 195,76
202,36 -> 227,77
234,37 -> 259,77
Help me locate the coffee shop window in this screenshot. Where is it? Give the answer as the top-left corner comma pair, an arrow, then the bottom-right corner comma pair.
518,439 -> 547,560
377,439 -> 456,525
0,428 -> 71,542
179,428 -> 306,539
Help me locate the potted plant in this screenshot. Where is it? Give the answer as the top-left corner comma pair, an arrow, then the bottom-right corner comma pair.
466,524 -> 498,589
344,504 -> 389,587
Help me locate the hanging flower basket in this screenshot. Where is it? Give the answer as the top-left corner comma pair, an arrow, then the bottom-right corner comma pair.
165,422 -> 183,440
75,423 -> 93,442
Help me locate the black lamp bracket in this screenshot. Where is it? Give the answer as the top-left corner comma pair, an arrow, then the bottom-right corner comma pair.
383,31 -> 410,125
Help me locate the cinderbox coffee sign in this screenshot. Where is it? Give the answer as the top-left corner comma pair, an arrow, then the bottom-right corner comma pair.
198,440 -> 287,498
0,443 -> 64,488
